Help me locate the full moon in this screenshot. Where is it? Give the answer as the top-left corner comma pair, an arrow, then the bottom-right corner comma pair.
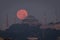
17,9 -> 28,20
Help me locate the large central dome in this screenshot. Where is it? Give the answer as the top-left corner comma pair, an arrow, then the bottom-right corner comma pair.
22,15 -> 39,23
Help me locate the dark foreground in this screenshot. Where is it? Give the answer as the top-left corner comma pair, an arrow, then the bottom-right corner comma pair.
0,23 -> 60,40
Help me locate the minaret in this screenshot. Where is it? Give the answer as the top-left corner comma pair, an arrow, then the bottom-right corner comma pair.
6,13 -> 8,27
14,16 -> 16,24
41,12 -> 47,29
55,8 -> 57,23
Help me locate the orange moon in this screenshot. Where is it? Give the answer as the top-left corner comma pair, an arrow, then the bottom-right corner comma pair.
17,9 -> 28,20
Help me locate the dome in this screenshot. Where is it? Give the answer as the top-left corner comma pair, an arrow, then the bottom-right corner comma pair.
22,15 -> 39,22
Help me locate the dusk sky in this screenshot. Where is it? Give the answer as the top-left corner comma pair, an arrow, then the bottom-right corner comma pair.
0,0 -> 60,28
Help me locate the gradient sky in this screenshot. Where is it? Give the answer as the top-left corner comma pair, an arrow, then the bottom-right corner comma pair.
0,0 -> 60,28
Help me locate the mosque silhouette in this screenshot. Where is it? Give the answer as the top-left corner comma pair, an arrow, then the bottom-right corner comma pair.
0,15 -> 60,40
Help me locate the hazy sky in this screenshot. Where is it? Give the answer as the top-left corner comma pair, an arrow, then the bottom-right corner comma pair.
0,0 -> 60,27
